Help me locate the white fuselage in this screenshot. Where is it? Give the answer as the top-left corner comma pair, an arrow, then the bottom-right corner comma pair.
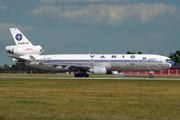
14,54 -> 173,72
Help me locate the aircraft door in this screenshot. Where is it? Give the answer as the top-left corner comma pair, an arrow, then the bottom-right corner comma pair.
158,58 -> 165,69
130,59 -> 135,65
159,58 -> 162,65
129,55 -> 136,70
90,54 -> 95,65
40,58 -> 43,63
90,58 -> 94,65
130,55 -> 135,65
40,57 -> 46,63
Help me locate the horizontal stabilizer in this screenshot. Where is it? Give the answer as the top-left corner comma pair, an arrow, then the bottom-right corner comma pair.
29,55 -> 37,62
29,55 -> 43,65
8,55 -> 31,62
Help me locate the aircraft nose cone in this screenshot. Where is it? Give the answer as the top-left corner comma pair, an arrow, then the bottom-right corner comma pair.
168,61 -> 175,67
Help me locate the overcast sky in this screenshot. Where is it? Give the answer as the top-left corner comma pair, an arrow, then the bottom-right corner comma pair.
0,0 -> 180,65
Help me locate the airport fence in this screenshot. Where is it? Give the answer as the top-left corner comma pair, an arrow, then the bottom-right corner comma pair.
122,69 -> 180,75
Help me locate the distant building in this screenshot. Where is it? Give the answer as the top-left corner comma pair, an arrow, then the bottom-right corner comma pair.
122,63 -> 180,75
170,63 -> 180,69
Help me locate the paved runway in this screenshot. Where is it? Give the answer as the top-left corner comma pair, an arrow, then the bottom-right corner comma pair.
1,75 -> 180,80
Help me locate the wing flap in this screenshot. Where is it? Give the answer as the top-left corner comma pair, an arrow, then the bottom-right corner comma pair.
45,63 -> 91,68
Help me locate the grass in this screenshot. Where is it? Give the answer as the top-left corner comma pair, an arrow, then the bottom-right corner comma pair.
0,78 -> 180,119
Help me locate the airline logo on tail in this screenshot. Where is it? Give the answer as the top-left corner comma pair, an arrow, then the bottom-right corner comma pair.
10,28 -> 33,45
15,33 -> 23,41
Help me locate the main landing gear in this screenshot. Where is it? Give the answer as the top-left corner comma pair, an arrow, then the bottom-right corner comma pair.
74,74 -> 89,77
74,68 -> 89,77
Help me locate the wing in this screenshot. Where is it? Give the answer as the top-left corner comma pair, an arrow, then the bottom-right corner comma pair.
45,63 -> 91,69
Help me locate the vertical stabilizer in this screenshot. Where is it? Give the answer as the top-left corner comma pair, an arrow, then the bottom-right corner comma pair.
9,28 -> 33,46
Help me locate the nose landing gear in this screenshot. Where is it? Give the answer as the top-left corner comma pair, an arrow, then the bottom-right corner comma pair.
149,71 -> 154,78
149,74 -> 153,78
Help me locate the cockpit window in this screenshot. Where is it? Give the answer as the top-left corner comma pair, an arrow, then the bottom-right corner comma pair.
166,59 -> 171,61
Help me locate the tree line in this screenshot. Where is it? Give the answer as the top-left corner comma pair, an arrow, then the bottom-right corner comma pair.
126,50 -> 180,63
0,63 -> 57,74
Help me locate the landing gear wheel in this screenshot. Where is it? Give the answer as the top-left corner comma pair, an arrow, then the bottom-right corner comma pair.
74,74 -> 86,77
84,74 -> 89,77
74,74 -> 89,77
149,75 -> 153,78
74,74 -> 81,77
74,74 -> 78,77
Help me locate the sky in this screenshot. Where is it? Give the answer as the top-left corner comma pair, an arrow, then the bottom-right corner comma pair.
0,0 -> 180,66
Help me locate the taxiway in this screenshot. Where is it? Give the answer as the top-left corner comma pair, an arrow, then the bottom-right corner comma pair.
0,75 -> 180,80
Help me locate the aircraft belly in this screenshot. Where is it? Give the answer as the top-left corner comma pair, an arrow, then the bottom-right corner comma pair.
128,63 -> 159,71
110,63 -> 120,70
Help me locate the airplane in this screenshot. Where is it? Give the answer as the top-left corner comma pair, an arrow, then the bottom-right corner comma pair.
6,28 -> 175,78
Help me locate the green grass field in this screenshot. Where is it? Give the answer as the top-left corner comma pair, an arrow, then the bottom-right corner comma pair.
0,77 -> 180,120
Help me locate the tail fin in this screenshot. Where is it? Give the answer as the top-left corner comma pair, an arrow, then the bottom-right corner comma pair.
9,28 -> 33,46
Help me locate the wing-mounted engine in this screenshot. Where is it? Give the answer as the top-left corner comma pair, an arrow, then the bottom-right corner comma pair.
6,45 -> 44,55
89,66 -> 107,74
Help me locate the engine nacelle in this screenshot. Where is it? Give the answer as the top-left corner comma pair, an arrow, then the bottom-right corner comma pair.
89,66 -> 107,74
6,45 -> 44,55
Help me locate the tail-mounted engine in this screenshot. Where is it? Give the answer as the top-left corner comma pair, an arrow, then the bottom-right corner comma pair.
6,45 -> 44,55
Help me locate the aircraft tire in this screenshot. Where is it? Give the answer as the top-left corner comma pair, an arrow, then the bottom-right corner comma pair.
74,74 -> 78,77
149,75 -> 153,78
85,74 -> 89,77
74,74 -> 85,77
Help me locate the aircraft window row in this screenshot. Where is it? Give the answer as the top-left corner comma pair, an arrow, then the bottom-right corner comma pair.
18,42 -> 29,44
42,60 -> 159,63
